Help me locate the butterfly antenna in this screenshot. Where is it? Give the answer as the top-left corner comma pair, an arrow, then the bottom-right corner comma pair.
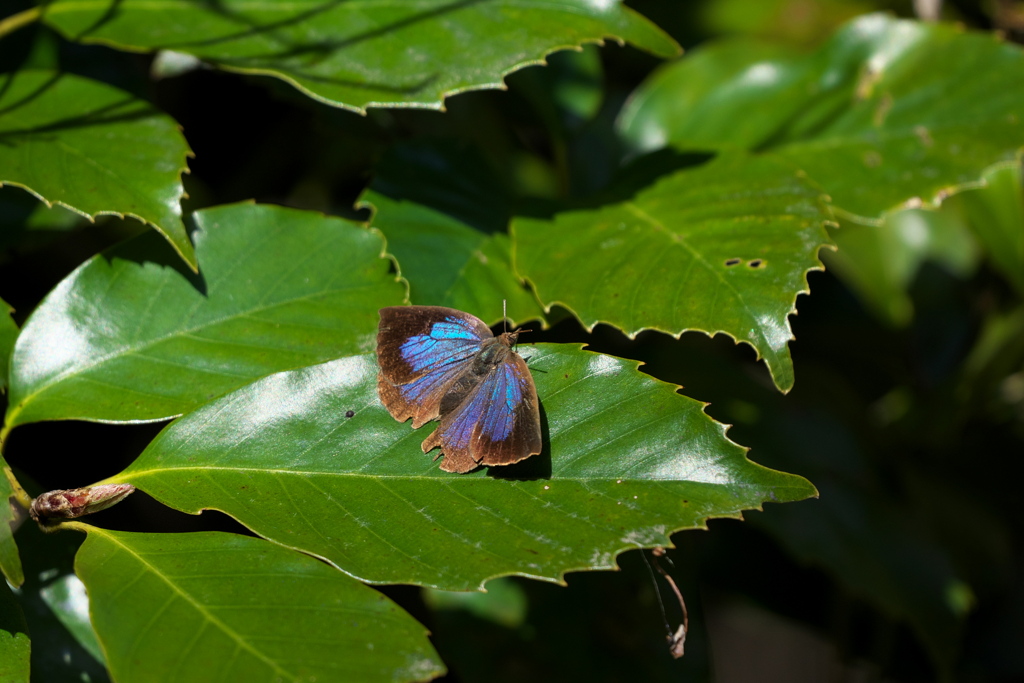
503,299 -> 508,334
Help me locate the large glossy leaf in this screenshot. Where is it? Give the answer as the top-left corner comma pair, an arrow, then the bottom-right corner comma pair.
74,527 -> 445,683
0,70 -> 195,268
41,0 -> 680,113
513,153 -> 832,392
618,14 -> 1024,222
112,345 -> 815,591
5,202 -> 405,429
0,464 -> 25,587
364,190 -> 545,327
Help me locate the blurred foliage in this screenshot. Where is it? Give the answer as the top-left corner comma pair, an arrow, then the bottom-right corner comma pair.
0,0 -> 1022,682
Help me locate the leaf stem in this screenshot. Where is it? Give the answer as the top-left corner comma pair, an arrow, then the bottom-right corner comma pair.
0,7 -> 41,40
4,466 -> 31,509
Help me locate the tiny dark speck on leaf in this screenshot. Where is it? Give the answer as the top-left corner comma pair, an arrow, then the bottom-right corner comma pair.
683,500 -> 689,504
564,374 -> 569,379
748,259 -> 764,269
724,258 -> 741,267
345,410 -> 355,418
525,548 -> 538,555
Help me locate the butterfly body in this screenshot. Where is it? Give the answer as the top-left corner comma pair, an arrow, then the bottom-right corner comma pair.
376,306 -> 541,473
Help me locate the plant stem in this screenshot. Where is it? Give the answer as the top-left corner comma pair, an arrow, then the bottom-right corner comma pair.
0,7 -> 42,41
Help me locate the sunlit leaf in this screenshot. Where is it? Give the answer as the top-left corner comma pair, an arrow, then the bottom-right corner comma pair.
5,202 -> 405,428
115,346 -> 815,591
619,14 -> 1024,221
42,0 -> 680,113
0,70 -> 195,267
74,528 -> 445,683
513,153 -> 832,392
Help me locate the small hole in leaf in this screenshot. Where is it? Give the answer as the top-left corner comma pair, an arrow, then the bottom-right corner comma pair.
748,259 -> 764,269
724,258 -> 741,267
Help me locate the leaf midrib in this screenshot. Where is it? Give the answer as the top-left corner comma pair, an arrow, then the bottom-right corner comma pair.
9,279 -> 382,424
120,464 -> 809,489
88,527 -> 300,683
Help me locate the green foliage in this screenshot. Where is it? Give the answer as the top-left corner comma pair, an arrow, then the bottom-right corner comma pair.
5,203 -> 404,427
0,580 -> 30,683
0,70 -> 195,267
514,153 -> 831,391
118,346 -> 811,589
0,464 -> 24,587
40,0 -> 679,112
0,1 -> 1022,681
74,527 -> 444,683
619,14 -> 1024,219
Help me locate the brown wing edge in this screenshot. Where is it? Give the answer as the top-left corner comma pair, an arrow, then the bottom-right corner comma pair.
376,306 -> 493,428
422,352 -> 542,473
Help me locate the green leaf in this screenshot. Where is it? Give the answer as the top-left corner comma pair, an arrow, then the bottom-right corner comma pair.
41,0 -> 680,113
365,191 -> 544,327
116,346 -> 815,591
0,297 -> 17,390
0,465 -> 25,587
39,573 -> 106,666
424,577 -> 528,629
824,207 -> 978,327
74,528 -> 444,683
618,14 -> 1024,221
12,517 -> 109,682
0,580 -> 30,683
5,202 -> 405,429
0,70 -> 195,268
513,153 -> 832,392
618,39 -> 806,153
949,162 -> 1024,297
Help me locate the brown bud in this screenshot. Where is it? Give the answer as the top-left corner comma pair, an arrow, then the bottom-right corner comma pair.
30,484 -> 135,523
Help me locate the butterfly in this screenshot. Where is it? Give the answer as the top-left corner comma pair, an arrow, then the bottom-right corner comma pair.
376,305 -> 542,473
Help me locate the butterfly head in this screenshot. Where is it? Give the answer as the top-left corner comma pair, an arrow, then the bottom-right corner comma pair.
498,330 -> 519,348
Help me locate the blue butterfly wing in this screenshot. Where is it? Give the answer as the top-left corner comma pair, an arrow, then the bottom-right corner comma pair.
377,306 -> 492,428
421,349 -> 541,473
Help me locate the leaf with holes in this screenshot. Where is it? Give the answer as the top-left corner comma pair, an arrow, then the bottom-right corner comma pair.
0,70 -> 194,268
41,0 -> 679,113
111,345 -> 815,591
4,202 -> 405,429
618,14 -> 1024,221
513,153 -> 832,392
74,528 -> 444,683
